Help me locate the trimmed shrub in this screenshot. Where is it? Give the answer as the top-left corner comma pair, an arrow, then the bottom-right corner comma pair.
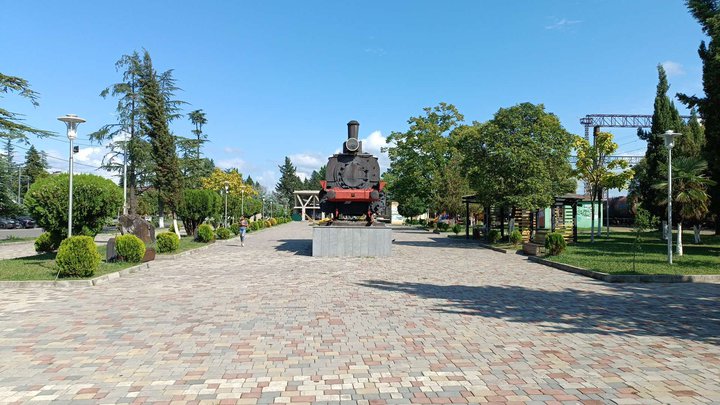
156,232 -> 180,253
488,229 -> 501,244
545,232 -> 567,256
56,236 -> 101,278
197,224 -> 214,243
35,232 -> 62,253
230,223 -> 241,235
452,224 -> 461,235
177,189 -> 221,237
115,234 -> 146,262
269,217 -> 277,226
264,220 -> 272,228
437,222 -> 449,231
216,227 -> 232,240
25,174 -> 122,239
509,230 -> 523,246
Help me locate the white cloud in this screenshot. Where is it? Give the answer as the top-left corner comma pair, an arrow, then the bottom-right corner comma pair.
296,171 -> 309,182
256,170 -> 277,192
217,158 -> 246,170
360,130 -> 391,172
289,153 -> 323,168
223,146 -> 243,153
662,60 -> 685,77
545,18 -> 581,30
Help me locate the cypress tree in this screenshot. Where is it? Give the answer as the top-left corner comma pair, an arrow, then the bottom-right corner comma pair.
139,51 -> 183,229
23,145 -> 48,185
679,0 -> 720,233
636,65 -> 684,220
275,157 -> 302,206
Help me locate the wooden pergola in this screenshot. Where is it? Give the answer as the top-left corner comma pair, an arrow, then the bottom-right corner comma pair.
461,193 -> 583,243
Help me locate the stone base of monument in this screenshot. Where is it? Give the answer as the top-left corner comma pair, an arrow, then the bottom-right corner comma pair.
312,225 -> 392,257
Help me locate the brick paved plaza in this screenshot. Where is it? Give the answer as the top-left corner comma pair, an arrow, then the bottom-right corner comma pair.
0,222 -> 718,404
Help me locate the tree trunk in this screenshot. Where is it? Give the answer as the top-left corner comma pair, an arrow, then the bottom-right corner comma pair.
596,187 -> 602,238
693,224 -> 702,244
676,222 -> 683,256
172,212 -> 181,238
158,199 -> 165,229
590,197 -> 595,243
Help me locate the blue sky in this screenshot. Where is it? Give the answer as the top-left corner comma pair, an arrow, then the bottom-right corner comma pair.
1,1 -> 708,191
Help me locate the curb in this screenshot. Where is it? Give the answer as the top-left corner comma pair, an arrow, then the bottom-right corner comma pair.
527,256 -> 720,284
0,262 -> 150,288
477,242 -> 511,254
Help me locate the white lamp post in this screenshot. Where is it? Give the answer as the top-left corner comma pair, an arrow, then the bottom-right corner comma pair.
224,181 -> 229,227
662,130 -> 681,265
58,114 -> 86,238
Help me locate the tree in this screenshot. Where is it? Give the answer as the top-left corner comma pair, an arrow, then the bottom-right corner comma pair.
679,0 -> 720,234
654,157 -> 716,254
460,103 -> 575,215
573,132 -> 634,242
385,103 -> 465,218
179,109 -> 211,188
23,145 -> 48,185
24,174 -> 122,240
139,51 -> 183,234
0,73 -> 54,141
201,167 -> 255,196
631,208 -> 658,273
177,189 -> 221,237
275,157 -> 302,206
635,65 -> 685,222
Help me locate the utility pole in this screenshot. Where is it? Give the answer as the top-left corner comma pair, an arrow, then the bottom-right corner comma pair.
17,166 -> 22,204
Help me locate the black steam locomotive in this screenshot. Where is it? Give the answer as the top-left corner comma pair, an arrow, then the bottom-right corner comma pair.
318,120 -> 385,223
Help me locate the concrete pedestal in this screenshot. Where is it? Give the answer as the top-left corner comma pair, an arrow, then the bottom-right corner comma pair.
312,226 -> 392,257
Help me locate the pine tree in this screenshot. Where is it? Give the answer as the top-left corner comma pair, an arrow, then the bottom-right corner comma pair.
23,145 -> 48,185
0,73 -> 54,141
275,157 -> 302,206
635,65 -> 685,220
139,51 -> 183,231
679,0 -> 720,233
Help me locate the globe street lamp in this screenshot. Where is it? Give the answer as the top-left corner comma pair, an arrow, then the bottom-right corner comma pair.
223,181 -> 229,227
662,130 -> 681,265
58,114 -> 86,238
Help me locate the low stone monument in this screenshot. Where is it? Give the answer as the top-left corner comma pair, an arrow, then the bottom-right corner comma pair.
106,238 -> 117,262
118,214 -> 156,245
312,222 -> 392,257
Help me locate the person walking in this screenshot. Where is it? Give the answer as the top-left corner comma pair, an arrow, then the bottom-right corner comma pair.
239,216 -> 249,247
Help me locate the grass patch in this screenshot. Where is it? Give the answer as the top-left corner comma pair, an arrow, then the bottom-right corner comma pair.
171,236 -> 212,254
0,244 -> 136,281
547,231 -> 720,275
0,236 -> 34,244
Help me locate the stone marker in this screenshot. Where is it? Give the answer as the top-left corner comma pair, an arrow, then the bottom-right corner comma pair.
106,237 -> 117,262
142,248 -> 156,262
118,214 -> 156,245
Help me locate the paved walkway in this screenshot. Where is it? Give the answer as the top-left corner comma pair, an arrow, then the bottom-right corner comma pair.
0,222 -> 718,404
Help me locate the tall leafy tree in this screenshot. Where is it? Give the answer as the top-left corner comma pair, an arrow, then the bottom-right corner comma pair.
179,109 -> 212,187
139,51 -> 183,233
679,0 -> 720,234
385,103 -> 465,218
23,145 -> 48,185
573,132 -> 634,242
0,73 -> 54,141
275,157 -> 302,206
635,65 -> 685,221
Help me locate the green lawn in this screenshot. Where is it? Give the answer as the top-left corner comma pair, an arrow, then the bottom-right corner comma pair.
547,231 -> 720,275
0,245 -> 136,281
0,236 -> 34,244
170,236 -> 213,254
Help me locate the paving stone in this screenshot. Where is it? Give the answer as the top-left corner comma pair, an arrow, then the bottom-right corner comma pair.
0,222 -> 718,404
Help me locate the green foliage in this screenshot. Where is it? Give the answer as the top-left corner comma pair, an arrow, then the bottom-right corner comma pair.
451,223 -> 461,235
24,174 -> 122,239
115,234 -> 145,263
23,145 -> 48,185
488,229 -> 501,244
34,232 -> 61,253
437,222 -> 449,231
0,73 -> 54,141
177,189 -> 221,237
398,195 -> 427,218
196,223 -> 214,243
275,157 -> 302,207
216,227 -> 232,240
545,232 -> 567,256
269,217 -> 277,226
156,231 -> 180,253
631,208 -> 658,272
230,223 -> 241,235
55,236 -> 101,278
460,103 -> 575,211
509,230 -> 523,246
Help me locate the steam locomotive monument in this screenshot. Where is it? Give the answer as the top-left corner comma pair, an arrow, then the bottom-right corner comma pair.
312,120 -> 392,257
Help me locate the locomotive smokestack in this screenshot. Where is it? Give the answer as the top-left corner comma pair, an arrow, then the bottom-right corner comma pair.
347,120 -> 359,140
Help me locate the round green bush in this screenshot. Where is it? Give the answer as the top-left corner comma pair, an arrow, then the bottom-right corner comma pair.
196,224 -> 214,243
35,232 -> 62,253
545,232 -> 567,256
115,234 -> 146,262
216,227 -> 232,240
269,217 -> 277,226
509,230 -> 523,246
264,220 -> 272,228
230,223 -> 241,235
56,236 -> 101,278
488,229 -> 501,244
451,224 -> 461,235
156,232 -> 180,253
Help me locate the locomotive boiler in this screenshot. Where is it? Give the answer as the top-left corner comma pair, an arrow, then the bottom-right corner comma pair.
318,120 -> 385,223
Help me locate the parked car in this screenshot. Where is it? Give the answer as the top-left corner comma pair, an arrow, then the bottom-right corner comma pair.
0,217 -> 18,229
16,216 -> 36,228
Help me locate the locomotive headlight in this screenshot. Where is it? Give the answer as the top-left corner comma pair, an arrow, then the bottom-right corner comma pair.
345,138 -> 359,152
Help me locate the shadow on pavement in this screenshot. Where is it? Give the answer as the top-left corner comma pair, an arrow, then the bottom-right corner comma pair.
358,279 -> 720,344
275,239 -> 312,256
